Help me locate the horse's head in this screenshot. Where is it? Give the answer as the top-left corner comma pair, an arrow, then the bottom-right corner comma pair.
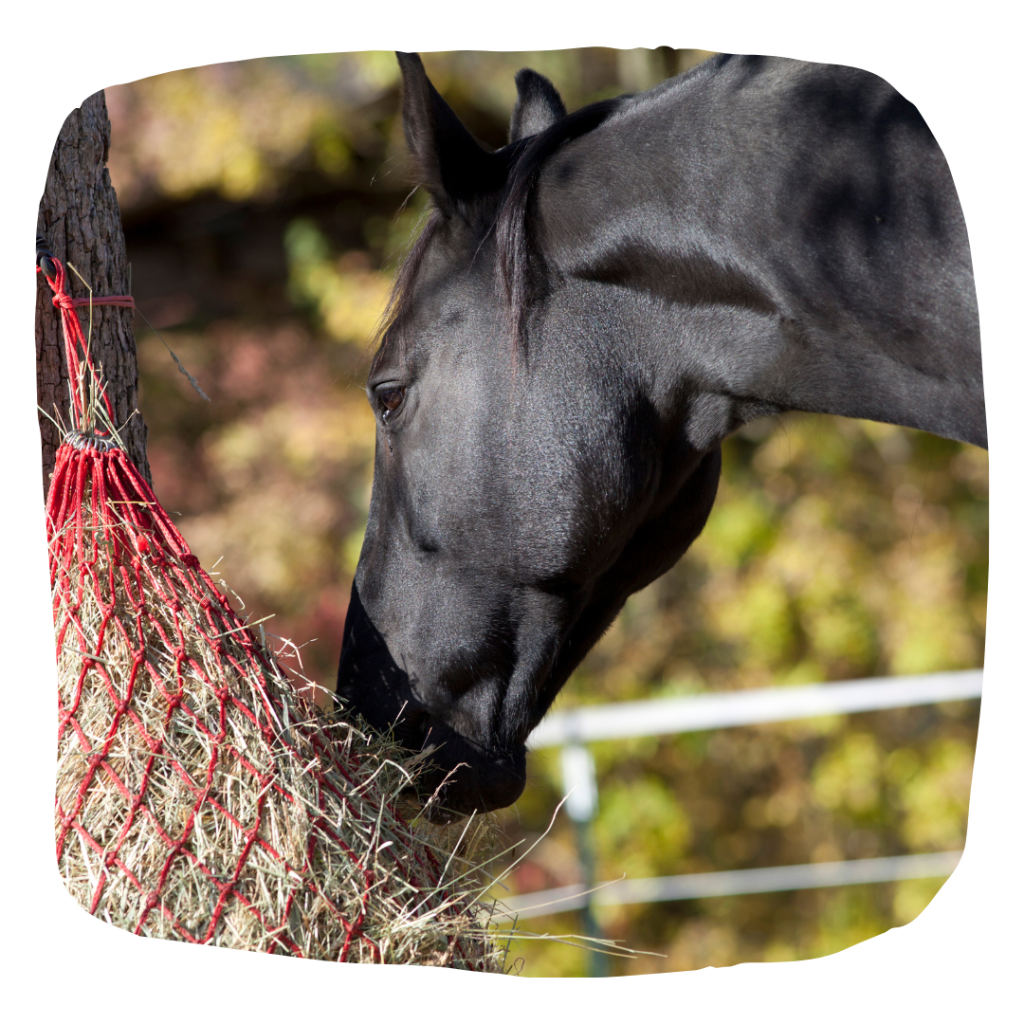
337,53 -> 722,818
336,52 -> 984,818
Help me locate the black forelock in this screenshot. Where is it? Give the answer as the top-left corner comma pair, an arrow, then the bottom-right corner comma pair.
369,209 -> 441,376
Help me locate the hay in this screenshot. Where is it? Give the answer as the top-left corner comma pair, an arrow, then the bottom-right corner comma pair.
52,455 -> 504,968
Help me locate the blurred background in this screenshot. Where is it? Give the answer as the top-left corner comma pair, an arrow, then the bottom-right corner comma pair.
106,48 -> 987,977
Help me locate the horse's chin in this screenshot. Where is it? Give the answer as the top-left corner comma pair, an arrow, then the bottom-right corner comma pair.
402,720 -> 528,820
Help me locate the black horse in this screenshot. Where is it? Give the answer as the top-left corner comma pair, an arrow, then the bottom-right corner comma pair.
336,52 -> 984,819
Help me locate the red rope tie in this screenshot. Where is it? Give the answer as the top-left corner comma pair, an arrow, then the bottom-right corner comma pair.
52,291 -> 136,311
40,264 -> 135,311
37,255 -> 135,427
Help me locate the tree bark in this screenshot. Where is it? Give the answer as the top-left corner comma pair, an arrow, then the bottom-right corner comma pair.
36,90 -> 150,499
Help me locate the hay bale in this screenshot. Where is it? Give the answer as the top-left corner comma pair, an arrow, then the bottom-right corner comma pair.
51,443 -> 502,969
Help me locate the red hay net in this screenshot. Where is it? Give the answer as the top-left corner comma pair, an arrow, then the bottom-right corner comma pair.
41,256 -> 499,967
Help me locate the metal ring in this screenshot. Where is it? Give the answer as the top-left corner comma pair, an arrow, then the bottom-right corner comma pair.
64,429 -> 119,454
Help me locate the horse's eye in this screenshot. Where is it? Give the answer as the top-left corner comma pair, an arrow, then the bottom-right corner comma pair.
378,387 -> 405,415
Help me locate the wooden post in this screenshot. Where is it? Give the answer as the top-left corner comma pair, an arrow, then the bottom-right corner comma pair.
36,90 -> 151,499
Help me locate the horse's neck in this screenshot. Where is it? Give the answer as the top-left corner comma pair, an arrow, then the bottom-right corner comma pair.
545,58 -> 986,449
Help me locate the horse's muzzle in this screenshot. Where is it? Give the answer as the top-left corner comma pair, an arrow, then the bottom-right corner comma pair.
402,716 -> 528,819
337,585 -> 528,817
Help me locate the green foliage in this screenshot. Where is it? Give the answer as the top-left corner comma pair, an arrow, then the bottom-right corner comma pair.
896,737 -> 975,850
284,217 -> 392,344
812,733 -> 884,816
594,776 -> 693,879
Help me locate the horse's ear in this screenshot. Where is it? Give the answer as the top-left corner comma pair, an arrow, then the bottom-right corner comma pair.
396,52 -> 507,215
509,69 -> 567,142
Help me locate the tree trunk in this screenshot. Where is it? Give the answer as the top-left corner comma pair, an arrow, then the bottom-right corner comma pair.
36,90 -> 150,499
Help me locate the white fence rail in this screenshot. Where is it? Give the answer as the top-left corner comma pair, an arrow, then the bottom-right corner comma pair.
528,670 -> 983,748
501,851 -> 964,920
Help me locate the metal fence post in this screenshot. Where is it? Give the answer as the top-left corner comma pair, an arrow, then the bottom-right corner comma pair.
561,741 -> 608,977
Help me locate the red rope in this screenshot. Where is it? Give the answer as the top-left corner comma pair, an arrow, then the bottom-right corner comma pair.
37,256 -> 134,428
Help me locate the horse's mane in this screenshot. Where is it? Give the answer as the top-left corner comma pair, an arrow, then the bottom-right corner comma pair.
371,96 -> 628,371
370,210 -> 440,375
494,97 -> 626,349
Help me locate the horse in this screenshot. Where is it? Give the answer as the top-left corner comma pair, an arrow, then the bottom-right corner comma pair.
336,51 -> 984,820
